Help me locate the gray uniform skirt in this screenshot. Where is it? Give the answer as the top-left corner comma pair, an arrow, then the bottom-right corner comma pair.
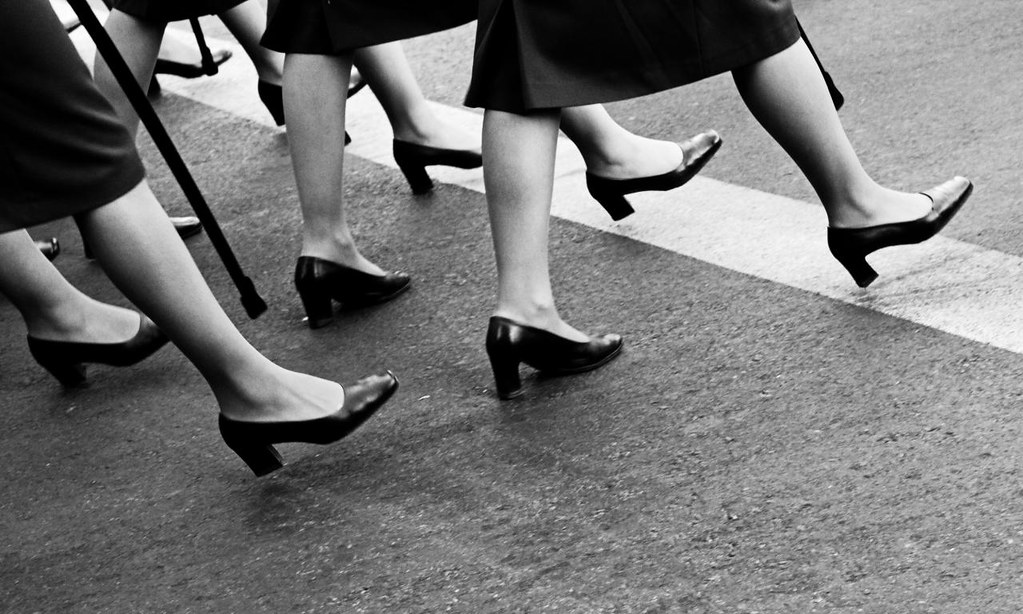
0,0 -> 145,233
464,0 -> 802,112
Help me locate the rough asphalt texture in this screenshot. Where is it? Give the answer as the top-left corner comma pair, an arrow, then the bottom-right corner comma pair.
3,1 -> 1023,612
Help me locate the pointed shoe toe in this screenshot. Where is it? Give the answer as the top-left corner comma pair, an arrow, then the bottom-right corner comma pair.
827,176 -> 973,288
485,316 -> 623,400
27,314 -> 169,387
586,131 -> 722,221
218,371 -> 399,476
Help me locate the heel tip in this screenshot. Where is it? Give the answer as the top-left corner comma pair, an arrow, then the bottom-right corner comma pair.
410,181 -> 435,195
497,388 -> 525,401
306,315 -> 334,329
855,273 -> 879,288
251,461 -> 285,477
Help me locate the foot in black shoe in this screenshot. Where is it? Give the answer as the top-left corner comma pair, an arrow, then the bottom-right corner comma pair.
35,237 -> 60,261
585,131 -> 723,221
827,176 -> 973,288
485,316 -> 623,400
171,216 -> 203,239
257,80 -> 285,126
154,49 -> 233,79
392,140 -> 483,195
295,256 -> 411,329
219,371 -> 399,476
27,313 -> 170,387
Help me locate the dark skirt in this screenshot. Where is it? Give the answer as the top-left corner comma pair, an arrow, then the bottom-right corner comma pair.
110,0 -> 246,23
262,0 -> 476,54
464,0 -> 801,112
0,0 -> 145,233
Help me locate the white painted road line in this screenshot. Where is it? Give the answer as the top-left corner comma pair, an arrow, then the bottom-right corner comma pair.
79,32 -> 1023,356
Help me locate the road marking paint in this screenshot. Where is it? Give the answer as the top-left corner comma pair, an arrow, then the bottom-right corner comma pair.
75,31 -> 1023,356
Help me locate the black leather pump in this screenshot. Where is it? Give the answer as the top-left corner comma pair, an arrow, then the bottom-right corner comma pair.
35,237 -> 60,261
827,176 -> 973,287
219,371 -> 399,476
392,140 -> 483,194
294,256 -> 411,329
485,316 -> 623,400
27,313 -> 169,387
257,80 -> 286,126
585,131 -> 722,221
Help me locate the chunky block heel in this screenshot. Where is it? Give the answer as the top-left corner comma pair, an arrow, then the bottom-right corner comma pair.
218,371 -> 399,477
294,272 -> 335,329
34,356 -> 87,388
485,347 -> 524,400
586,187 -> 635,221
397,162 -> 434,195
226,440 -> 284,477
831,249 -> 879,288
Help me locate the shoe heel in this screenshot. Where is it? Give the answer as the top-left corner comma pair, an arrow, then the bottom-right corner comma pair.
296,286 -> 334,329
590,189 -> 635,221
397,162 -> 434,194
228,441 -> 284,477
82,236 -> 94,260
834,251 -> 879,288
257,81 -> 285,126
487,353 -> 523,400
36,357 -> 87,387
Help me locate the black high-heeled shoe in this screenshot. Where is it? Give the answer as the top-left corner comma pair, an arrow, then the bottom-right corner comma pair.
35,237 -> 60,261
219,371 -> 398,476
485,316 -> 623,400
295,256 -> 411,329
827,176 -> 973,288
257,80 -> 285,126
27,313 -> 169,387
256,80 -> 353,145
392,140 -> 483,195
82,216 -> 203,259
154,48 -> 232,79
585,131 -> 723,221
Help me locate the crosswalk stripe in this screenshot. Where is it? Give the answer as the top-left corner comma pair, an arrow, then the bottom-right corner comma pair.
79,31 -> 1022,356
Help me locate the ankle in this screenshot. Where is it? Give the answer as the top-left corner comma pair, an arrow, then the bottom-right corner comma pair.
494,300 -> 562,329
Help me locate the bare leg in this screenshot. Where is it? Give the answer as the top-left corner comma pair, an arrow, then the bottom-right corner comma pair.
75,181 -> 345,422
561,105 -> 687,179
283,53 -> 387,273
0,230 -> 138,343
93,10 -> 165,136
732,39 -> 931,228
218,0 -> 283,85
483,109 -> 588,342
354,42 -> 478,152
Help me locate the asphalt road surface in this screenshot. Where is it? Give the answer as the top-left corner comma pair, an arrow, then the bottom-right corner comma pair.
2,1 -> 1022,612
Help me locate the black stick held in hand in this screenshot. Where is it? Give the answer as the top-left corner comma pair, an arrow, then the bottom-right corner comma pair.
65,0 -> 268,319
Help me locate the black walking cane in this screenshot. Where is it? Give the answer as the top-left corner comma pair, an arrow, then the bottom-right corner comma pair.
65,0 -> 268,319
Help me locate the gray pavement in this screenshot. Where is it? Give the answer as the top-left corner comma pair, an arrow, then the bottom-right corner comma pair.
3,1 -> 1023,612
